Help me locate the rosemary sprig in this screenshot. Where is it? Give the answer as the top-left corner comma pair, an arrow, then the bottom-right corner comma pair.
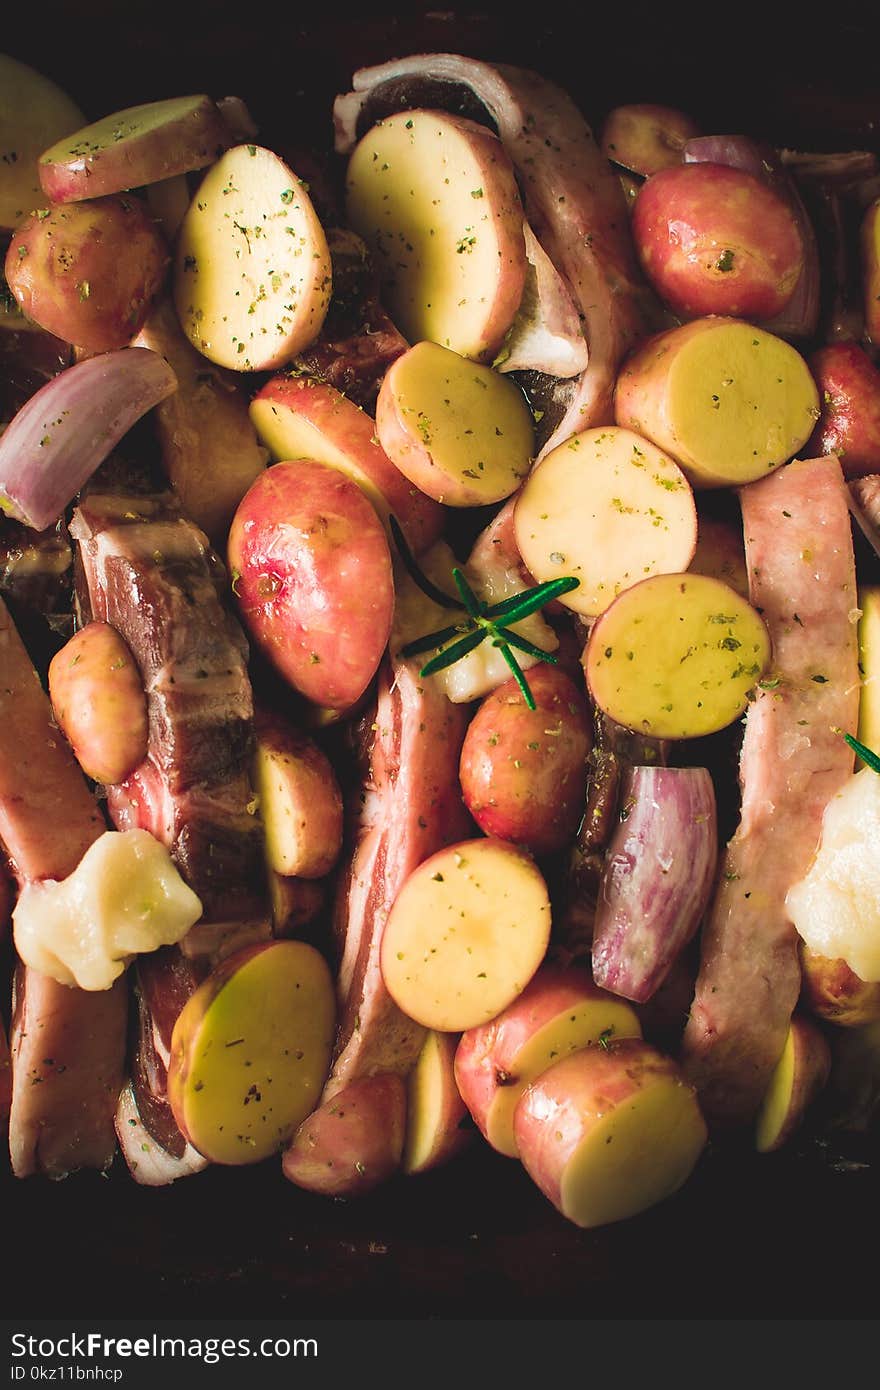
844,731 -> 880,774
390,513 -> 579,711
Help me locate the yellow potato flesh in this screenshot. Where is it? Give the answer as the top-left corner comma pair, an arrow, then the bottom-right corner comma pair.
488,999 -> 642,1158
169,941 -> 335,1165
586,572 -> 770,738
381,841 -> 551,1032
857,587 -> 880,767
754,1028 -> 795,1153
667,322 -> 819,486
514,426 -> 696,616
173,145 -> 331,371
403,1030 -> 461,1175
383,341 -> 534,505
345,110 -> 524,360
560,1074 -> 707,1228
0,56 -> 84,227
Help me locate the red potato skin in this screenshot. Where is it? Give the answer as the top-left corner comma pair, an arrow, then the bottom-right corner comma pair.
252,375 -> 445,555
631,163 -> 803,321
4,196 -> 169,350
458,665 -> 591,857
406,1031 -> 472,1175
805,342 -> 880,479
227,459 -> 394,711
600,104 -> 700,177
799,944 -> 880,1027
48,620 -> 148,786
282,1072 -> 406,1196
863,200 -> 880,348
759,1014 -> 832,1153
513,1037 -> 706,1215
453,962 -> 620,1146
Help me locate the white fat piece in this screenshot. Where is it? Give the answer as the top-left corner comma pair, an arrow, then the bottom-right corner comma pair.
13,828 -> 202,991
786,767 -> 880,982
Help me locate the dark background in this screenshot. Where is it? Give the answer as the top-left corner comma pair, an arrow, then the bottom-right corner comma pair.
3,0 -> 880,1321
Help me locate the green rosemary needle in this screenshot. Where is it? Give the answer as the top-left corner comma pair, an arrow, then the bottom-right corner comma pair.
844,731 -> 880,774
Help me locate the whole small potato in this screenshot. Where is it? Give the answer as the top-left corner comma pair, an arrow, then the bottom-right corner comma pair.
632,162 -> 803,321
458,664 -> 591,856
48,621 -> 148,785
5,194 -> 169,350
806,342 -> 880,479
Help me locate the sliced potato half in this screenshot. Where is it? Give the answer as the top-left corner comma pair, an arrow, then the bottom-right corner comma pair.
585,571 -> 771,738
173,144 -> 332,371
514,425 -> 696,616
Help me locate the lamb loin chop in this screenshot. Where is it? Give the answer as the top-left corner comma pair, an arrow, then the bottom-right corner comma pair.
70,476 -> 269,1181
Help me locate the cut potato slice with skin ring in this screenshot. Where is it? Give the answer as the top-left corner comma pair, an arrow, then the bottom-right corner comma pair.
380,837 -> 551,1033
614,317 -> 820,488
173,144 -> 332,371
585,571 -> 771,739
345,109 -> 527,362
376,341 -> 535,506
514,425 -> 697,617
167,940 -> 336,1165
0,55 -> 84,229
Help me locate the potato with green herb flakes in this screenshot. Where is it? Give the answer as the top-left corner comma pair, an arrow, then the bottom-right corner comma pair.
376,341 -> 534,506
283,1073 -> 407,1196
173,144 -> 332,372
48,621 -> 148,786
380,837 -> 551,1032
345,109 -> 527,362
614,317 -> 819,488
513,425 -> 697,617
167,939 -> 335,1165
584,572 -> 771,738
0,55 -> 84,230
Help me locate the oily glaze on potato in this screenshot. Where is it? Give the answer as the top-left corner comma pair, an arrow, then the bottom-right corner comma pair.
5,196 -> 169,350
48,621 -> 148,786
600,103 -> 700,177
0,55 -> 84,229
227,459 -> 394,711
806,342 -> 880,479
458,665 -> 591,856
632,163 -> 803,321
376,341 -> 535,506
614,317 -> 820,488
513,425 -> 697,617
167,939 -> 335,1165
454,963 -> 642,1158
283,1072 -> 406,1196
585,572 -> 771,739
514,1037 -> 708,1228
381,837 -> 552,1033
345,109 -> 527,362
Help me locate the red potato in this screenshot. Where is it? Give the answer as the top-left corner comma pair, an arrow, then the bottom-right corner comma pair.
688,513 -> 749,598
38,95 -> 232,203
403,1030 -> 471,1176
458,665 -> 591,857
755,1015 -> 831,1153
48,621 -> 148,786
454,963 -> 642,1158
5,196 -> 169,351
863,199 -> 880,347
632,162 -> 804,321
514,1038 -> 708,1228
227,459 -> 394,711
249,374 -> 444,556
800,944 -> 880,1028
600,103 -> 701,177
805,342 -> 880,478
0,55 -> 84,229
282,1072 -> 406,1196
253,705 -> 343,879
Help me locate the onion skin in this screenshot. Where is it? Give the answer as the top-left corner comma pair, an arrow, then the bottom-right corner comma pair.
592,765 -> 718,1004
0,347 -> 177,531
683,135 -> 820,340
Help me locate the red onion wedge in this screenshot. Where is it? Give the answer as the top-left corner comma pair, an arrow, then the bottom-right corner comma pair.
0,347 -> 176,531
592,765 -> 718,1004
38,95 -> 232,203
683,135 -> 820,340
